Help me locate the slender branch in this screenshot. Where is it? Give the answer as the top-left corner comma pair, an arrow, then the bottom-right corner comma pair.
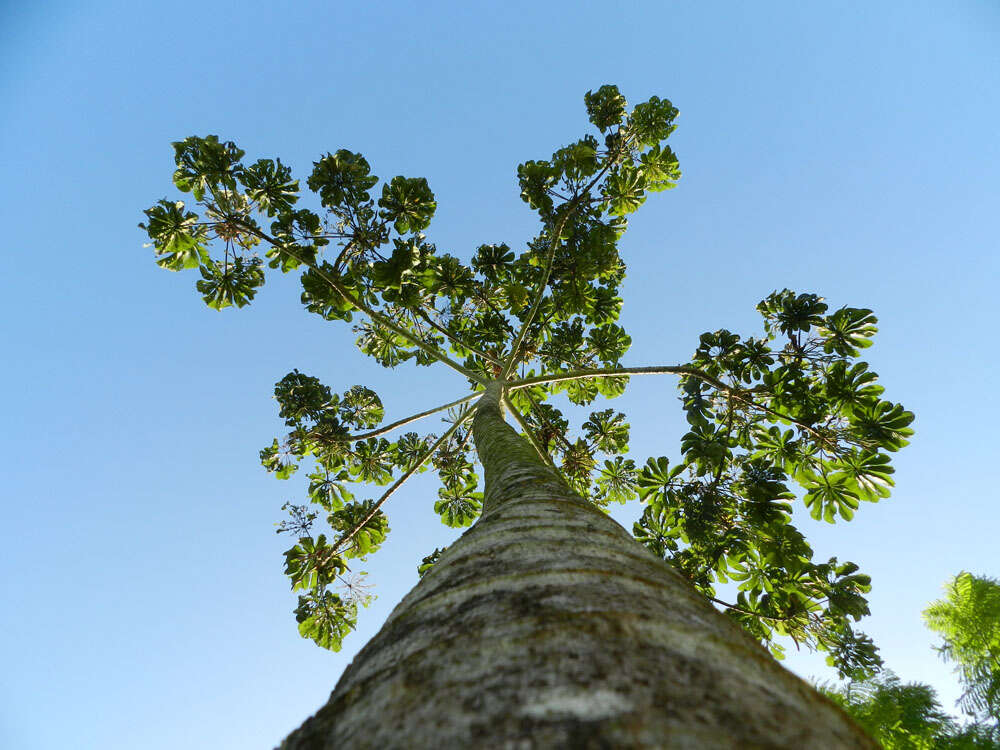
508,364 -> 707,390
332,405 -> 475,555
522,387 -> 572,453
501,166 -> 619,379
507,364 -> 830,441
503,393 -> 562,474
346,391 -> 483,441
502,134 -> 635,379
708,596 -> 810,624
234,220 -> 487,384
501,211 -> 572,379
415,307 -> 505,368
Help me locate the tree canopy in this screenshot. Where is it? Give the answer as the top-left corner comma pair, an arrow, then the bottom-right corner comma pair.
925,572 -> 1000,724
820,671 -> 1000,750
140,85 -> 913,679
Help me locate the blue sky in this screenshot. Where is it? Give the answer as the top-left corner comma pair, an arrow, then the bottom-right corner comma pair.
2,2 -> 998,748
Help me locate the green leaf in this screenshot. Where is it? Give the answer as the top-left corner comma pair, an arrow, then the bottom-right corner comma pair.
629,95 -> 679,147
756,289 -> 828,337
417,547 -> 447,578
585,84 -> 627,130
835,450 -> 894,501
637,456 -> 681,502
307,150 -> 378,209
595,456 -> 637,504
339,386 -> 384,428
329,500 -> 390,559
171,135 -> 245,201
195,256 -> 265,309
582,409 -> 630,454
140,200 -> 208,271
587,324 -> 631,364
274,370 -> 334,426
434,482 -> 482,527
472,243 -> 515,282
378,176 -> 436,234
294,590 -> 357,652
371,237 -> 423,290
849,400 -> 915,452
638,143 -> 681,192
348,438 -> 394,484
240,158 -> 299,216
516,160 -> 557,214
604,166 -> 647,216
307,471 -> 354,511
800,469 -> 860,522
818,307 -> 878,356
283,534 -> 346,591
260,437 -> 297,479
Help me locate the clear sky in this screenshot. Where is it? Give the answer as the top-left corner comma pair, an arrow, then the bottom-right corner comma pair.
2,2 -> 998,748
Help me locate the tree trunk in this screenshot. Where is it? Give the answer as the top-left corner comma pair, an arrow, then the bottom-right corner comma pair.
280,382 -> 876,749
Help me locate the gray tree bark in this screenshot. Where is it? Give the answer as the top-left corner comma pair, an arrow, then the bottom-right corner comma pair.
280,381 -> 876,749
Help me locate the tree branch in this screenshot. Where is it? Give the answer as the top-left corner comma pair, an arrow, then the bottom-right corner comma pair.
507,364 -> 705,390
347,391 -> 484,441
503,392 -> 563,475
234,220 -> 488,384
332,405 -> 475,555
501,159 -> 619,379
414,306 -> 505,368
507,364 -> 830,442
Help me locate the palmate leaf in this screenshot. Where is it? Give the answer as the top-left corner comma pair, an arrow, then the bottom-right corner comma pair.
240,157 -> 299,217
294,590 -> 357,652
307,149 -> 378,209
582,409 -> 630,454
584,84 -> 627,130
750,427 -> 802,473
260,437 -> 297,479
471,243 -> 515,282
835,450 -> 894,501
587,324 -> 631,364
434,481 -> 482,528
195,257 -> 265,310
339,386 -> 384,428
757,289 -> 828,336
818,307 -> 878,357
307,470 -> 354,511
595,456 -> 637,504
823,361 -> 884,413
633,503 -> 680,558
329,500 -> 389,559
552,136 -> 601,180
171,134 -> 245,200
800,468 -> 860,522
629,95 -> 679,147
638,143 -> 681,191
274,370 -> 335,426
636,456 -> 680,502
283,534 -> 347,591
348,438 -> 394,485
140,200 -> 208,271
417,547 -> 447,578
604,166 -> 647,216
849,400 -> 915,452
378,176 -> 437,234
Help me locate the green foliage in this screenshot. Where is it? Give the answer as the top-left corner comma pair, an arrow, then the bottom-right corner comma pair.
294,590 -> 357,652
925,573 -> 1000,724
820,671 -> 1000,749
143,85 -> 911,669
417,547 -> 447,578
